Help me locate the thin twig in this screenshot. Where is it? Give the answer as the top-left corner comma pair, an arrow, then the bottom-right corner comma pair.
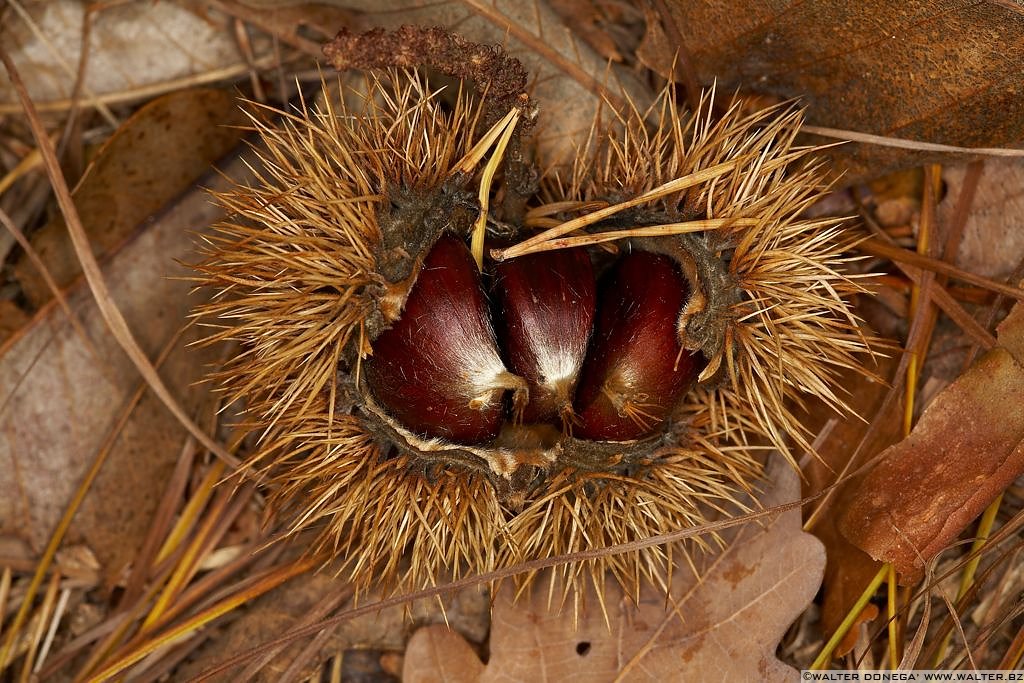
0,56 -> 289,115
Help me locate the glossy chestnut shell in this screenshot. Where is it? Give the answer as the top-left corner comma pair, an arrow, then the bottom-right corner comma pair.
364,235 -> 512,442
494,248 -> 596,427
574,251 -> 703,441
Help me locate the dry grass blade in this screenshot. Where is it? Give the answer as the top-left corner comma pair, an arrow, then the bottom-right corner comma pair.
0,46 -> 237,469
932,494 -> 1004,666
902,164 -> 941,437
471,107 -> 521,268
35,585 -> 70,675
64,440 -> 199,679
17,570 -> 61,681
85,558 -> 314,683
77,481 -> 263,680
509,217 -> 759,253
999,624 -> 1024,669
144,490 -> 259,630
0,142 -> 44,195
0,568 -> 11,636
141,462 -> 229,632
154,456 -> 222,567
451,105 -> 519,176
811,564 -> 889,669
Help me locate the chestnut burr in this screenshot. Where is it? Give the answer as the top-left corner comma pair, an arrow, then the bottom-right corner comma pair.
574,251 -> 704,441
494,248 -> 596,427
365,235 -> 526,443
193,50 -> 883,608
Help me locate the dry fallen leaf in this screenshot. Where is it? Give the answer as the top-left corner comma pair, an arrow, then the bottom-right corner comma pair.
404,625 -> 486,683
13,88 -> 249,307
839,300 -> 1024,579
0,1 -> 273,107
0,156 -> 238,580
403,460 -> 824,682
641,1 -> 1024,182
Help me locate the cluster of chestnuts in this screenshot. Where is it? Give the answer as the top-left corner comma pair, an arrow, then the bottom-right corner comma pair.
364,236 -> 704,497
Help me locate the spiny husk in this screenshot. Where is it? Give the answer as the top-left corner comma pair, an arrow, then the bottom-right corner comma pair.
552,86 -> 879,464
193,70 -> 872,600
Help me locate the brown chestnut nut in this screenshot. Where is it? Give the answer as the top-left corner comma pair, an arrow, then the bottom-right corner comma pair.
573,251 -> 705,441
365,235 -> 526,443
494,248 -> 596,427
